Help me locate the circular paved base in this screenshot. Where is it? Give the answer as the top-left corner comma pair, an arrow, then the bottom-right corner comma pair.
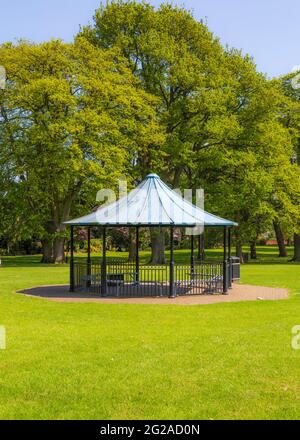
17,284 -> 288,305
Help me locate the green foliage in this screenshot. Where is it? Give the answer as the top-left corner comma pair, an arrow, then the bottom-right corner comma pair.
0,0 -> 299,259
81,1 -> 298,247
0,37 -> 162,260
269,71 -> 300,239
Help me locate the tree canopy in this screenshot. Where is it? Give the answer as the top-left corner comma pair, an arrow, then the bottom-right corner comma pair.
0,36 -> 161,261
0,0 -> 300,261
81,0 -> 300,258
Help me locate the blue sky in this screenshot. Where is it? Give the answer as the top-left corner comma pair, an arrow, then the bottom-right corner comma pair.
0,0 -> 299,78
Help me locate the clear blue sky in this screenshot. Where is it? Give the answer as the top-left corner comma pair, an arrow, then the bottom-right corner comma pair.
0,0 -> 299,78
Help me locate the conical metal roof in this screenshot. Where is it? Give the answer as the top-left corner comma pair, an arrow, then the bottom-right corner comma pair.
65,174 -> 237,227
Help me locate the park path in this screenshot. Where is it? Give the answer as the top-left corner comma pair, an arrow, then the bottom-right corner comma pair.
18,283 -> 288,305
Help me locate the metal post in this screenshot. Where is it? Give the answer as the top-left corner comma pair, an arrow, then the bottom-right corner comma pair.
169,226 -> 175,298
87,227 -> 91,288
228,227 -> 232,288
223,226 -> 228,294
135,226 -> 139,284
101,227 -> 107,296
191,233 -> 195,277
199,231 -> 205,261
69,226 -> 74,292
197,233 -> 204,262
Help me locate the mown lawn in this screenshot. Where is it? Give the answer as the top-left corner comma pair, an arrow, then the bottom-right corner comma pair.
0,247 -> 300,419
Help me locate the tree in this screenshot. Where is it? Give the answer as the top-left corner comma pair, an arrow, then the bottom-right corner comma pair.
81,1 -> 299,263
278,71 -> 300,260
188,55 -> 300,260
80,0 -> 234,261
273,220 -> 287,257
0,37 -> 161,262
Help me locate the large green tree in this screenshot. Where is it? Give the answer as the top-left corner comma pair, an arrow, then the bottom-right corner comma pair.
81,0 -> 296,260
190,69 -> 299,258
81,1 -> 226,181
0,37 -> 161,262
81,1 -> 234,261
1,0 -> 297,263
279,71 -> 300,260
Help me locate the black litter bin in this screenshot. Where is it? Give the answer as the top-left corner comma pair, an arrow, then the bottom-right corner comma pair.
231,256 -> 240,280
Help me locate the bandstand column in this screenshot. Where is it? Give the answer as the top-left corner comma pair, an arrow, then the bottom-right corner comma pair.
223,226 -> 228,294
228,227 -> 232,288
101,227 -> 107,296
169,226 -> 175,298
190,233 -> 195,276
69,226 -> 74,292
135,226 -> 139,284
87,227 -> 91,288
197,234 -> 201,261
197,231 -> 205,262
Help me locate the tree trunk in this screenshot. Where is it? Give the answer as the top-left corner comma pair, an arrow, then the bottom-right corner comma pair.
41,239 -> 54,263
23,240 -> 32,255
292,233 -> 300,261
39,184 -> 79,263
273,220 -> 287,257
250,240 -> 257,259
53,237 -> 65,263
128,228 -> 136,262
172,167 -> 182,187
150,227 -> 166,264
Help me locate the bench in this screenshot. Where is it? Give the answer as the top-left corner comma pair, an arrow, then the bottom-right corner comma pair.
80,274 -> 101,291
106,274 -> 125,297
174,274 -> 223,295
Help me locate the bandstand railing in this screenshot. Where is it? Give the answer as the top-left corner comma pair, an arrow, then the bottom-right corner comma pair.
73,259 -> 234,297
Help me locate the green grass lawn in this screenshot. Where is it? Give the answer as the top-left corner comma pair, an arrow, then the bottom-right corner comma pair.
0,246 -> 300,419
